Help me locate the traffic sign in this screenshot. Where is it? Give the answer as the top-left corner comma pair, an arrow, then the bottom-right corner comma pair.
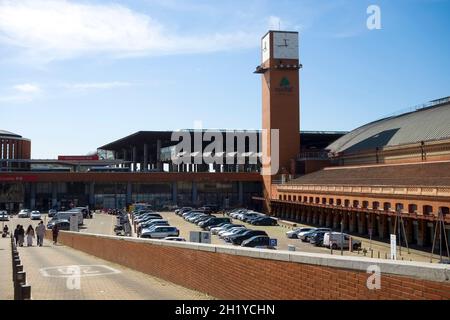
269,238 -> 278,247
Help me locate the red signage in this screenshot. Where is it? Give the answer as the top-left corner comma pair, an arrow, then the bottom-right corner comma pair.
0,175 -> 38,182
58,155 -> 99,161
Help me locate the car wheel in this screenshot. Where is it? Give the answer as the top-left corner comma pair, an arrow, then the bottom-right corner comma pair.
353,243 -> 360,250
292,234 -> 298,239
332,243 -> 338,250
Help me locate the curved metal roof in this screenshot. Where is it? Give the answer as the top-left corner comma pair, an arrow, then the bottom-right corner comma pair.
0,130 -> 21,138
327,97 -> 450,154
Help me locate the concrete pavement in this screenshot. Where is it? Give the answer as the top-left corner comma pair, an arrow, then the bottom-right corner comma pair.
15,237 -> 212,300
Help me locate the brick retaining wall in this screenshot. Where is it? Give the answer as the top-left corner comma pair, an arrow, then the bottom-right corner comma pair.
46,231 -> 450,300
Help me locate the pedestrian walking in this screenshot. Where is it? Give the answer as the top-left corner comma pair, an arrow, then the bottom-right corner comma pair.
26,225 -> 35,246
2,224 -> 8,238
18,225 -> 25,247
35,221 -> 45,247
52,223 -> 59,245
13,225 -> 19,246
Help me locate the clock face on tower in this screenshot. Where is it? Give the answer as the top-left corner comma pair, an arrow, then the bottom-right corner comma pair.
261,32 -> 271,63
273,32 -> 298,60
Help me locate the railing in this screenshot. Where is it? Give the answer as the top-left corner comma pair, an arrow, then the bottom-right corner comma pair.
10,235 -> 31,300
297,151 -> 330,160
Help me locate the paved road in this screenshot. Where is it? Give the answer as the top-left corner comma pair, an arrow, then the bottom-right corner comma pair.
1,214 -> 211,300
15,237 -> 212,300
0,236 -> 13,300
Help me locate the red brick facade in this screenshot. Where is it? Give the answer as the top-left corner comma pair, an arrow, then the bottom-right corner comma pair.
46,231 -> 450,300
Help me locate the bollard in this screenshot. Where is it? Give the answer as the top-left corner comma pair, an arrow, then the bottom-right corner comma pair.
21,285 -> 31,300
13,265 -> 23,282
378,251 -> 380,259
15,271 -> 26,300
371,249 -> 373,258
385,252 -> 387,259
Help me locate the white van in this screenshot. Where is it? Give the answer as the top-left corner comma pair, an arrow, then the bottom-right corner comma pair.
323,232 -> 361,250
55,210 -> 84,225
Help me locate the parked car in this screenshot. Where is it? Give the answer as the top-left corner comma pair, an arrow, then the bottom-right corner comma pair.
230,230 -> 268,245
300,228 -> 330,242
309,231 -> 328,246
241,235 -> 271,248
286,227 -> 315,239
140,226 -> 180,239
0,211 -> 9,221
198,217 -> 231,229
242,212 -> 265,222
47,219 -> 70,230
136,214 -> 162,224
250,217 -> 277,226
163,237 -> 186,242
18,209 -> 31,218
323,232 -> 362,250
175,207 -> 192,215
208,222 -> 229,233
48,209 -> 57,218
138,220 -> 169,234
219,227 -> 247,238
30,210 -> 41,220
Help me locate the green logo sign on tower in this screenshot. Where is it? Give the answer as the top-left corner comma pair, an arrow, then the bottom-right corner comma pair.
276,76 -> 293,93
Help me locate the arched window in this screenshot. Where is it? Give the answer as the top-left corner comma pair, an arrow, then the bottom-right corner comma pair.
329,198 -> 334,205
344,199 -> 350,207
336,199 -> 342,206
372,201 -> 380,210
423,205 -> 433,215
408,204 -> 417,213
362,201 -> 369,209
353,200 -> 360,208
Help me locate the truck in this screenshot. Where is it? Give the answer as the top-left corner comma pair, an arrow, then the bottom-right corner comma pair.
322,232 -> 362,250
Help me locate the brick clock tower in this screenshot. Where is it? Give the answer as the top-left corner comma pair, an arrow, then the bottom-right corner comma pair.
255,30 -> 301,211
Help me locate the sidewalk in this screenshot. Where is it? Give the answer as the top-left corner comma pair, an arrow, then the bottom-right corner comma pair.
0,235 -> 13,300
15,237 -> 212,300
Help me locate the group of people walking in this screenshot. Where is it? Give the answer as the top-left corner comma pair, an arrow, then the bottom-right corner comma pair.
10,221 -> 52,247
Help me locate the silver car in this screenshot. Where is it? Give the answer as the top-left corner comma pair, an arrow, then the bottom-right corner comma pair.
140,226 -> 179,239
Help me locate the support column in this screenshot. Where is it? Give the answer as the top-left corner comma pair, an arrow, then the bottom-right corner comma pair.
357,212 -> 367,235
156,139 -> 162,172
377,215 -> 388,239
30,183 -> 36,210
332,211 -> 339,229
143,143 -> 148,172
172,182 -> 178,205
319,208 -> 325,226
313,207 -> 319,225
326,211 -> 332,228
132,146 -> 137,172
238,181 -> 244,206
126,182 -> 132,207
89,182 -> 95,208
192,181 -> 198,206
343,211 -> 349,232
405,218 -> 414,244
349,212 -> 357,233
51,182 -> 58,209
417,219 -> 426,247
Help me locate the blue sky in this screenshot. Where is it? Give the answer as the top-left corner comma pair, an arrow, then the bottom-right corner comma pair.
0,0 -> 449,158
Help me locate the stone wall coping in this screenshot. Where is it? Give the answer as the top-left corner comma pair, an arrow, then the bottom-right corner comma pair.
67,231 -> 450,282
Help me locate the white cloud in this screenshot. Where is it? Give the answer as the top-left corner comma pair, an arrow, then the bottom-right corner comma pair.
13,83 -> 41,93
0,0 -> 259,63
63,81 -> 132,90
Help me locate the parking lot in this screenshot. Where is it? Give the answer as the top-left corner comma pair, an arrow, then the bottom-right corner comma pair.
145,210 -> 442,263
